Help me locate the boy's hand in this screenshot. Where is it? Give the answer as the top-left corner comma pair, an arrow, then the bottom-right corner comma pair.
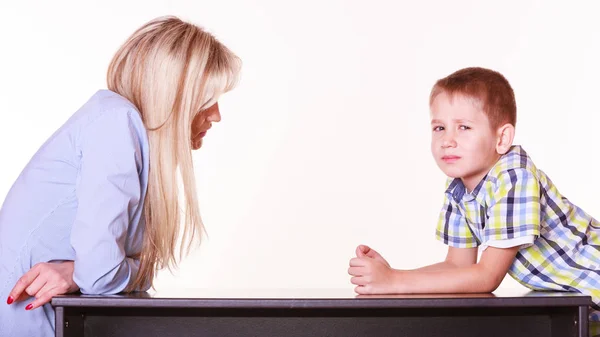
6,261 -> 79,310
355,245 -> 390,268
349,245 -> 397,294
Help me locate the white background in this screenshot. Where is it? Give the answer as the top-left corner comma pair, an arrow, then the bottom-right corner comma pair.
0,0 -> 599,293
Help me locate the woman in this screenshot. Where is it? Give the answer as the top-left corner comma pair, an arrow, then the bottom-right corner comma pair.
0,15 -> 241,336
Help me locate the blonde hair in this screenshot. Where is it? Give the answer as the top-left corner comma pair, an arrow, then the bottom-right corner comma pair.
107,15 -> 241,291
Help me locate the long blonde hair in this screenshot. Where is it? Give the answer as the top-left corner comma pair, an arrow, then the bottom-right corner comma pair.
106,16 -> 241,291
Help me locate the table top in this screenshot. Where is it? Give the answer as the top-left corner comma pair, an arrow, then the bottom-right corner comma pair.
51,288 -> 592,309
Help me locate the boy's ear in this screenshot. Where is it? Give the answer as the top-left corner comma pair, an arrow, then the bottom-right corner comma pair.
496,123 -> 515,155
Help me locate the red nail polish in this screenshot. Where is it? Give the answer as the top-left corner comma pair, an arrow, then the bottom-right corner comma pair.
6,296 -> 13,305
25,304 -> 33,310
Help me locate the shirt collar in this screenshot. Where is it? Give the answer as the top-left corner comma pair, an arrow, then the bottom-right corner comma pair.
444,145 -> 526,205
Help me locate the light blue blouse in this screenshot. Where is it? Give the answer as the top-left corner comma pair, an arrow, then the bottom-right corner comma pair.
0,90 -> 150,336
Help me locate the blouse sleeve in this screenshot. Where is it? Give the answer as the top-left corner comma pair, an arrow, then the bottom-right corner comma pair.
70,109 -> 145,294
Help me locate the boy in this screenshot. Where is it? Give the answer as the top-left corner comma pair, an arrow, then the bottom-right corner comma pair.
348,67 -> 600,334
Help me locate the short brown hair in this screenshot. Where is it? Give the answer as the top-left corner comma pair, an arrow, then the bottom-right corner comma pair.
429,67 -> 516,129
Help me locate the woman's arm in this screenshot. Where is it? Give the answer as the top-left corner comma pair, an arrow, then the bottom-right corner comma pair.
70,109 -> 145,294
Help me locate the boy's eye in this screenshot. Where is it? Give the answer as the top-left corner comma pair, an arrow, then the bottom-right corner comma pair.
459,125 -> 471,130
433,126 -> 444,132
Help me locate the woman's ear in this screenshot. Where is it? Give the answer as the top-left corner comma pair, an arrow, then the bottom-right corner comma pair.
496,123 -> 515,155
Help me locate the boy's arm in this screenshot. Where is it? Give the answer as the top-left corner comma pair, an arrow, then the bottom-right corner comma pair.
408,246 -> 478,272
349,245 -> 519,294
395,246 -> 519,293
353,245 -> 476,272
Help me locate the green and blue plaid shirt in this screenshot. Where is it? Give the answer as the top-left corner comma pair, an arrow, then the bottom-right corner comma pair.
436,145 -> 600,321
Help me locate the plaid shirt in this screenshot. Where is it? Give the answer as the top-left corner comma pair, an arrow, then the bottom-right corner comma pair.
436,145 -> 600,321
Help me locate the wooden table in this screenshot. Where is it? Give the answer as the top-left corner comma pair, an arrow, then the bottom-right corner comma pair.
52,288 -> 592,337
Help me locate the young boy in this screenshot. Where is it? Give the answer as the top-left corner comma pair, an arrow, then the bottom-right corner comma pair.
348,67 -> 600,334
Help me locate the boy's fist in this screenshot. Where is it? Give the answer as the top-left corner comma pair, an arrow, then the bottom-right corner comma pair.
349,245 -> 397,294
355,245 -> 390,268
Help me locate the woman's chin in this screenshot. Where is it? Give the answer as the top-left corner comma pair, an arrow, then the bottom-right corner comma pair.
192,139 -> 203,150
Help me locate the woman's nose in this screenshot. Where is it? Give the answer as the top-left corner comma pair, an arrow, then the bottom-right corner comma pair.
207,103 -> 221,122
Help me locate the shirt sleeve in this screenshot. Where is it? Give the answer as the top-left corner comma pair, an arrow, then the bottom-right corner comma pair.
70,109 -> 144,294
435,193 -> 479,248
480,235 -> 535,251
483,168 -> 541,244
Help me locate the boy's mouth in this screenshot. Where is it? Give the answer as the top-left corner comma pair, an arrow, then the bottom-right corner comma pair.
442,155 -> 461,163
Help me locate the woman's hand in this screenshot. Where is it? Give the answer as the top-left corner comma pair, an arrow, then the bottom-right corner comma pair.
6,261 -> 79,310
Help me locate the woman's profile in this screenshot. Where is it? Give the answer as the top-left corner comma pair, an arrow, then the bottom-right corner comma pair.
0,15 -> 241,336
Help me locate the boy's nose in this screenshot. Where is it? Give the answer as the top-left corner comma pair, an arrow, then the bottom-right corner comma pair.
442,134 -> 457,148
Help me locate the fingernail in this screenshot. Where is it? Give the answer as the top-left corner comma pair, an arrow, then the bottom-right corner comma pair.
6,296 -> 13,305
25,304 -> 33,310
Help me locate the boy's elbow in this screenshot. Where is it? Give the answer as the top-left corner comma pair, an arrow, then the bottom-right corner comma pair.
480,278 -> 501,293
478,269 -> 505,293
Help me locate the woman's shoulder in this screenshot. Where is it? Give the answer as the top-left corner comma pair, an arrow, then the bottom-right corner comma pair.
74,91 -> 149,170
74,90 -> 146,140
79,90 -> 142,125
61,90 -> 150,172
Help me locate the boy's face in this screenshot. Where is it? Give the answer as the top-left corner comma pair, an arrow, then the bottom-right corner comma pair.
430,92 -> 501,191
